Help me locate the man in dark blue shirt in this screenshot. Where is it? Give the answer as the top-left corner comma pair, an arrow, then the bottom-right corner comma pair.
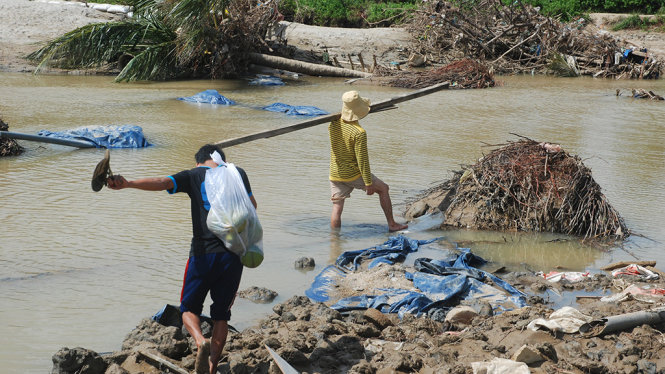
108,144 -> 256,374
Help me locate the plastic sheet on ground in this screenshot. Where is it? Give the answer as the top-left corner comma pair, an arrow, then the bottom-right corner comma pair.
305,235 -> 527,319
527,306 -> 593,334
177,89 -> 236,105
471,357 -> 529,374
611,264 -> 659,280
261,102 -> 329,116
539,271 -> 590,283
249,75 -> 285,86
600,284 -> 665,303
37,125 -> 151,148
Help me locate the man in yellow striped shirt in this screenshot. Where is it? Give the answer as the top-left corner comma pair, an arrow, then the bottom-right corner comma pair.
329,91 -> 408,232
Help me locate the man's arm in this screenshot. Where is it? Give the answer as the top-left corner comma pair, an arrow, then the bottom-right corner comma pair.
107,175 -> 174,191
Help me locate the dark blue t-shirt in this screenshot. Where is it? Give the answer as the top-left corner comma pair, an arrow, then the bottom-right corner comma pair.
168,166 -> 253,257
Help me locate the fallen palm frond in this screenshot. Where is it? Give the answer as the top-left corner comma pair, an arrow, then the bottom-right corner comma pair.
373,58 -> 495,89
547,52 -> 580,77
407,137 -> 628,239
27,0 -> 282,81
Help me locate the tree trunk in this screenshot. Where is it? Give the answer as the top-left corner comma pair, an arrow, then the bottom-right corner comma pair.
248,53 -> 372,78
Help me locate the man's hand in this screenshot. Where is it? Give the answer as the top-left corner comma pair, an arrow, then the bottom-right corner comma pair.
107,175 -> 128,190
365,184 -> 376,195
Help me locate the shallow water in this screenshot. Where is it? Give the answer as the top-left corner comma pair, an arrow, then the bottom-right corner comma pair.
1,72 -> 664,373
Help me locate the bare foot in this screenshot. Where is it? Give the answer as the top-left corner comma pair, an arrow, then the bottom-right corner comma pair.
389,222 -> 408,232
195,339 -> 210,374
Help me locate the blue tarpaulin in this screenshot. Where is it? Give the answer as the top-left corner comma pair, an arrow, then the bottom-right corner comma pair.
261,102 -> 329,116
37,125 -> 151,148
306,235 -> 527,319
249,75 -> 285,86
177,89 -> 236,105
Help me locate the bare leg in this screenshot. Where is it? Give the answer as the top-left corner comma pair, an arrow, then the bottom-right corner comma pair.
372,180 -> 408,232
182,311 -> 205,347
331,200 -> 344,229
183,311 -> 210,374
209,320 -> 229,374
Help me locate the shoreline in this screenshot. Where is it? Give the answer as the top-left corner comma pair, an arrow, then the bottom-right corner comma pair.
2,0 -> 665,77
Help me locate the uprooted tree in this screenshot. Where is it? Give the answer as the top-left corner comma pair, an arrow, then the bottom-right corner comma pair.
405,137 -> 628,239
28,0 -> 283,81
408,0 -> 662,79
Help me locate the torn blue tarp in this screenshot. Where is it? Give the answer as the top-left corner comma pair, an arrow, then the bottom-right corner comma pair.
306,235 -> 527,318
177,89 -> 236,105
37,125 -> 151,148
261,102 -> 329,116
249,75 -> 285,86
335,235 -> 441,272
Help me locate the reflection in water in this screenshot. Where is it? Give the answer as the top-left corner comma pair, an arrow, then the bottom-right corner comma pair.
1,73 -> 664,373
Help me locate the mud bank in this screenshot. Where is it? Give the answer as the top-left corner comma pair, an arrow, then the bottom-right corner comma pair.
51,261 -> 665,374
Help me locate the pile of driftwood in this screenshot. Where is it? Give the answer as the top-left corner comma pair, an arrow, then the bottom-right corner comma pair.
406,137 -> 628,239
408,0 -> 662,79
373,58 -> 495,89
0,118 -> 24,157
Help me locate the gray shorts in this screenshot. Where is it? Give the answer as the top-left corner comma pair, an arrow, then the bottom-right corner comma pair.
330,174 -> 382,201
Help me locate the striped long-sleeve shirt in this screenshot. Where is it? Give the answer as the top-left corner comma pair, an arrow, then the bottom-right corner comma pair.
329,119 -> 372,185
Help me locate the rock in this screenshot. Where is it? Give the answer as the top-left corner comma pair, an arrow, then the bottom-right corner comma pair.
51,347 -> 107,374
364,308 -> 393,330
511,344 -> 546,364
445,306 -> 479,325
238,286 -> 278,303
121,319 -> 189,358
294,257 -> 315,269
103,363 -> 128,374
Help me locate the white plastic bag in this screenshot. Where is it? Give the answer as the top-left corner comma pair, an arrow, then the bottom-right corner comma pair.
205,162 -> 263,267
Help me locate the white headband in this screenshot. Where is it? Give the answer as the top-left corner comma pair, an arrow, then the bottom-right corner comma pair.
210,150 -> 224,165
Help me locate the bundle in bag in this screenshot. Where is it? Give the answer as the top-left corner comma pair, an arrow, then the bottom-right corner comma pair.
205,162 -> 263,268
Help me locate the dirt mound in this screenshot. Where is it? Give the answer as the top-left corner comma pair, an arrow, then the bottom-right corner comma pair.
51,269 -> 665,373
405,138 -> 628,239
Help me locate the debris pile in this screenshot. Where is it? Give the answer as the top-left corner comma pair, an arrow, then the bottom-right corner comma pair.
0,118 -> 24,156
374,58 -> 495,89
623,88 -> 665,100
408,0 -> 663,79
405,137 -> 628,239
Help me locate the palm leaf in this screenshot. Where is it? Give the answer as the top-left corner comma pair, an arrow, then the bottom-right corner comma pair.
28,14 -> 177,77
115,40 -> 179,81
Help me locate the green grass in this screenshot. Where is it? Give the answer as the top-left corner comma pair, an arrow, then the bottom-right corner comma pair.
611,14 -> 665,31
84,0 -> 132,4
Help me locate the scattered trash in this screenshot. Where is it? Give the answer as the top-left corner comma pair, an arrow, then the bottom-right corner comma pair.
471,357 -> 529,374
600,283 -> 665,303
610,264 -> 659,280
539,271 -> 590,283
527,306 -> 594,334
630,88 -> 664,100
177,89 -> 236,105
409,0 -> 663,79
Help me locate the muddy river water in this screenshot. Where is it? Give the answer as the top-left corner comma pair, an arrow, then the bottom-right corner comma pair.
1,72 -> 664,373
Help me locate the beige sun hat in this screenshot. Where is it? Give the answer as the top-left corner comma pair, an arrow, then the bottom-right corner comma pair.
341,91 -> 371,122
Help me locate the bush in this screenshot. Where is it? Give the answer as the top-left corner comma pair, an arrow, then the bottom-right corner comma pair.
278,0 -> 418,27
